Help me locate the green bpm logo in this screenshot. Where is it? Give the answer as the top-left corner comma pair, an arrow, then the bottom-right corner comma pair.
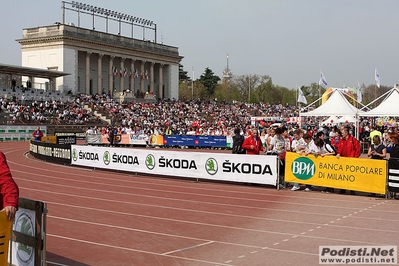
103,151 -> 110,165
72,148 -> 78,161
292,157 -> 316,180
205,158 -> 218,175
145,154 -> 155,170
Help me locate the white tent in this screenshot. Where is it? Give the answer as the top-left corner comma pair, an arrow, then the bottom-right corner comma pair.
320,115 -> 339,125
361,88 -> 399,117
337,115 -> 358,124
300,89 -> 362,117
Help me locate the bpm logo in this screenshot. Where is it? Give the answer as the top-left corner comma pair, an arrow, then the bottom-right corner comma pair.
14,211 -> 34,266
145,154 -> 155,170
292,157 -> 316,180
205,158 -> 218,175
103,151 -> 110,165
72,148 -> 78,161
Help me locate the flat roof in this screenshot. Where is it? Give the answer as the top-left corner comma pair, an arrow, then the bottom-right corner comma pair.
0,63 -> 70,79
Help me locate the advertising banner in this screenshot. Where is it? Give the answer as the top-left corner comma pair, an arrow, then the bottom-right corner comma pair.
163,135 -> 227,147
0,211 -> 12,266
71,145 -> 278,185
285,152 -> 387,194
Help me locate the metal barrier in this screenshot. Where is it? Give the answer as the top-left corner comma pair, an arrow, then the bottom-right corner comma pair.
10,197 -> 47,266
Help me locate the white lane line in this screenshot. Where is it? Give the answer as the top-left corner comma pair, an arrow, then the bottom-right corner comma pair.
47,234 -> 232,266
14,171 -> 387,213
162,241 -> 214,255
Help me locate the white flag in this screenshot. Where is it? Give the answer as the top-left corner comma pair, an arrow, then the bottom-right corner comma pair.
357,80 -> 362,103
319,71 -> 328,89
297,88 -> 307,104
375,68 -> 380,88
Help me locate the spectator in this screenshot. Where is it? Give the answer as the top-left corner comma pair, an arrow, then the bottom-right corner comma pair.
367,135 -> 386,160
369,126 -> 382,145
0,151 -> 19,220
242,128 -> 265,155
314,138 -> 335,193
269,127 -> 287,188
32,127 -> 44,141
300,134 -> 318,191
389,133 -> 399,159
232,128 -> 246,154
290,128 -> 307,191
336,126 -> 361,195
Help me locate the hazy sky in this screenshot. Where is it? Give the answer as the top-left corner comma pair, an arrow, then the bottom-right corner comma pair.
1,0 -> 399,89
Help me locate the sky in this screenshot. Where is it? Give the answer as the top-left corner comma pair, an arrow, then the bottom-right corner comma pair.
1,0 -> 399,90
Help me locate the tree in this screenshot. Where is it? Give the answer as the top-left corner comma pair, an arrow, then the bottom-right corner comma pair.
255,75 -> 272,103
179,64 -> 190,82
198,67 -> 220,98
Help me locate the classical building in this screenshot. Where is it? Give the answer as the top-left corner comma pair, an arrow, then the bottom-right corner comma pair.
17,24 -> 183,100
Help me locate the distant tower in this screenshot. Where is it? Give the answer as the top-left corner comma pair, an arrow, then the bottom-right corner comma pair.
222,54 -> 232,82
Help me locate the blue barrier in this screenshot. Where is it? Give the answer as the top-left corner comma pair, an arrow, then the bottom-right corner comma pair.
164,135 -> 227,147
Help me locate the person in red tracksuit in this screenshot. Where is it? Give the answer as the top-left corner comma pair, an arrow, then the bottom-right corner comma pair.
336,126 -> 361,195
0,151 -> 19,220
242,128 -> 265,155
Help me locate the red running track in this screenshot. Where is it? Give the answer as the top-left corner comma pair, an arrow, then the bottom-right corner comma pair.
2,141 -> 399,266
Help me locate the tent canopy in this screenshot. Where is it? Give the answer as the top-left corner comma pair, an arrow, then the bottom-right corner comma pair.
300,89 -> 362,117
337,115 -> 358,123
362,88 -> 399,117
320,115 -> 339,125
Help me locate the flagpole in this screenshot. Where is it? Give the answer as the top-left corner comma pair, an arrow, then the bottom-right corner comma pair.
318,84 -> 321,106
192,67 -> 194,100
248,75 -> 251,102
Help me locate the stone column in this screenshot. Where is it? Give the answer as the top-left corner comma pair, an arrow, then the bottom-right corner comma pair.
150,62 -> 155,93
50,78 -> 56,92
130,59 -> 136,92
97,53 -> 103,95
85,52 -> 91,95
108,56 -> 114,95
120,57 -> 125,93
140,61 -> 146,93
158,64 -> 164,99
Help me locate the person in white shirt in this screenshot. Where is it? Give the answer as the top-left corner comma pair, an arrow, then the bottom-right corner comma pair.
291,129 -> 310,191
301,134 -> 318,156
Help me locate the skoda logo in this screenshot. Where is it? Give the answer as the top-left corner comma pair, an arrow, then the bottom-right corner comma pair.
205,158 -> 218,175
103,151 -> 110,165
146,154 -> 155,170
292,157 -> 316,180
72,148 -> 77,161
14,211 -> 34,265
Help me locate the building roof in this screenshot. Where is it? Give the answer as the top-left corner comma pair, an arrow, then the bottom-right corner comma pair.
0,63 -> 70,79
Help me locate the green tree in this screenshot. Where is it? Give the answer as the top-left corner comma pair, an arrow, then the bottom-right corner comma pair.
198,67 -> 220,98
179,64 -> 190,82
256,75 -> 273,103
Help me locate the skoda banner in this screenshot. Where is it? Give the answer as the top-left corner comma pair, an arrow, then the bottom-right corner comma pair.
71,145 -> 278,186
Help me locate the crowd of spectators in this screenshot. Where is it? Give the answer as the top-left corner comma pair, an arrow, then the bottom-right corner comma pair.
0,92 -> 397,145
0,94 -> 100,125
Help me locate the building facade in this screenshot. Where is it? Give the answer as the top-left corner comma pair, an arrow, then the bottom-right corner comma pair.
17,24 -> 182,99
